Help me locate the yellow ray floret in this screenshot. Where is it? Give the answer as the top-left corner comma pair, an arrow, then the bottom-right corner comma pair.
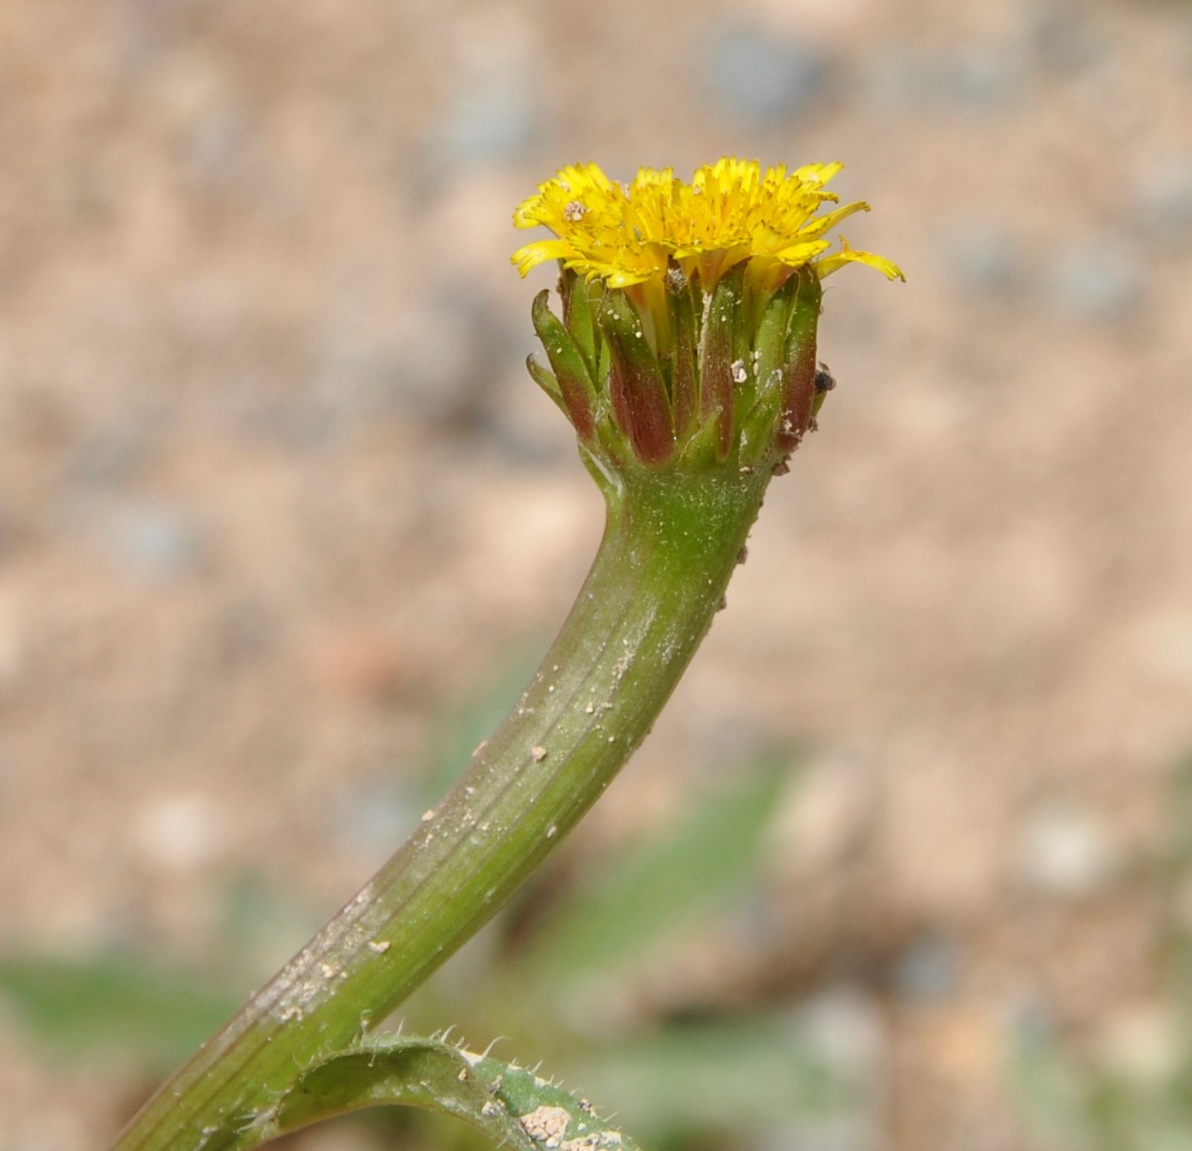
513,158 -> 904,289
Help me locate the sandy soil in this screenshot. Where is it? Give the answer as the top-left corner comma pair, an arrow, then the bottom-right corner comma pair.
2,1 -> 1192,1149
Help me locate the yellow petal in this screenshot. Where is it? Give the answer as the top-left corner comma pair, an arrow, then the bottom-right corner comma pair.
817,241 -> 905,281
511,159 -> 901,291
512,239 -> 574,277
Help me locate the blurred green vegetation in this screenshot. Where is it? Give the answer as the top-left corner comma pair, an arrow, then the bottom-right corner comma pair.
0,663 -> 873,1149
14,666 -> 1190,1150
1011,755 -> 1192,1151
0,953 -> 236,1070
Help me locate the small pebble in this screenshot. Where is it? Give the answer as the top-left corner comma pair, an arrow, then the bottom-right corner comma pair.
371,298 -> 502,430
1043,237 -> 1144,318
792,985 -> 886,1082
216,596 -> 279,667
864,48 -> 1022,114
69,426 -> 148,488
771,755 -> 874,881
1134,161 -> 1192,243
943,220 -> 1026,294
705,23 -> 836,123
893,933 -> 963,1002
1017,802 -> 1118,898
1024,0 -> 1103,73
105,503 -> 207,580
439,75 -> 538,167
133,794 -> 225,872
184,108 -> 257,201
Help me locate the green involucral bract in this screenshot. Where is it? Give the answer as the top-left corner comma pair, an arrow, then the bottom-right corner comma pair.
528,265 -> 824,478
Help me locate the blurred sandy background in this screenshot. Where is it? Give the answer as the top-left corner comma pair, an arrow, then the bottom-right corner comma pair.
3,1 -> 1192,1149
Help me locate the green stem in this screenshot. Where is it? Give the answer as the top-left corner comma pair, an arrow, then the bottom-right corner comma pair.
108,464 -> 772,1151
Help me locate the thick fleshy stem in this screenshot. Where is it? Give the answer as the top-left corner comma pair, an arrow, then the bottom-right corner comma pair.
108,463 -> 774,1151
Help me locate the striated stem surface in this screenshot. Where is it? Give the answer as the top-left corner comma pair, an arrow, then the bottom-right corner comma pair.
110,464 -> 772,1151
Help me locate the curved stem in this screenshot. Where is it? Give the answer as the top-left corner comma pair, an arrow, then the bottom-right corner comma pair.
108,465 -> 772,1151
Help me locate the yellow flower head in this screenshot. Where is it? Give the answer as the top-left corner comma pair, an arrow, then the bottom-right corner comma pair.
512,158 -> 903,290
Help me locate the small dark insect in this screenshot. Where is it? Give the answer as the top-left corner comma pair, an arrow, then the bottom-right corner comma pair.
813,362 -> 836,392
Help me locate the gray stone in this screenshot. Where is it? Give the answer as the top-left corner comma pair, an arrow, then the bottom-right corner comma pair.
893,932 -> 962,1002
105,502 -> 207,580
184,107 -> 256,198
312,332 -> 419,422
706,24 -> 836,124
439,74 -> 538,167
1134,161 -> 1192,243
314,288 -> 504,430
1004,987 -> 1058,1048
865,48 -> 1023,114
944,221 -> 1027,294
793,985 -> 886,1081
772,754 -> 874,882
944,49 -> 1025,111
216,596 -> 280,666
1024,0 -> 1104,73
69,425 -> 150,488
1016,801 -> 1119,898
1043,238 -> 1145,318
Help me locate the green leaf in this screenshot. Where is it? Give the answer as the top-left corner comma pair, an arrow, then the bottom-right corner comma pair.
256,1035 -> 643,1151
571,1017 -> 860,1141
524,759 -> 791,984
0,952 -> 238,1068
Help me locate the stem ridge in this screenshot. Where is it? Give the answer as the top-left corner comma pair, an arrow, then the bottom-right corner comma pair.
111,471 -> 769,1151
